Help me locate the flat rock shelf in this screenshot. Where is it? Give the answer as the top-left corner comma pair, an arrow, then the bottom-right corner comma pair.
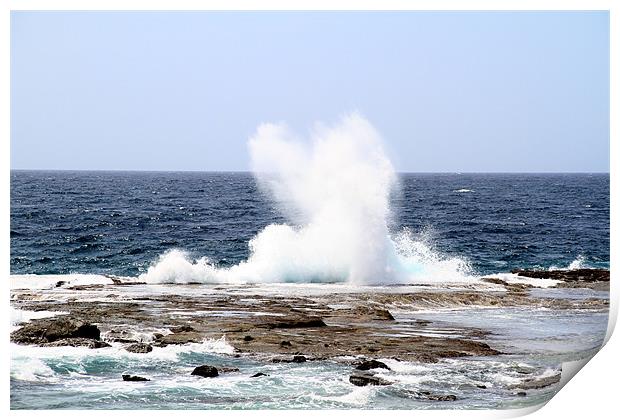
9,269 -> 610,410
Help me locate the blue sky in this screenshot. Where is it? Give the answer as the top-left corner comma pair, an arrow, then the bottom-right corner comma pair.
11,11 -> 609,172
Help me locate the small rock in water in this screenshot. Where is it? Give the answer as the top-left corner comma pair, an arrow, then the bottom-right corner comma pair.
516,391 -> 527,397
191,365 -> 219,378
243,335 -> 254,341
356,360 -> 390,371
280,340 -> 292,347
251,372 -> 268,378
349,372 -> 392,387
122,374 -> 150,382
126,343 -> 153,353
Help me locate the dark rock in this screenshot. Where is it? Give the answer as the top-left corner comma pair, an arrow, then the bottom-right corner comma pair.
271,355 -> 307,363
349,372 -> 392,387
395,389 -> 457,401
476,384 -> 487,389
126,343 -> 153,353
55,281 -> 66,288
170,325 -> 194,333
267,318 -> 327,329
243,335 -> 254,342
511,269 -> 609,283
251,372 -> 268,378
10,318 -> 101,344
40,338 -> 111,349
153,333 -> 164,340
157,332 -> 202,345
191,365 -> 219,378
122,374 -> 150,382
416,391 -> 457,402
280,340 -> 292,347
356,360 -> 390,371
517,391 -> 527,397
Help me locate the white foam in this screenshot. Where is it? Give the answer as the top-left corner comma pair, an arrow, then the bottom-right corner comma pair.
550,255 -> 588,271
138,114 -> 475,286
10,355 -> 57,383
11,336 -> 234,364
10,308 -> 69,331
312,386 -> 376,406
10,273 -> 113,290
486,273 -> 564,288
453,189 -> 474,193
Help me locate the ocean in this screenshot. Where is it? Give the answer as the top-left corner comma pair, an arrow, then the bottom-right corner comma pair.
9,170 -> 610,410
10,171 -> 609,277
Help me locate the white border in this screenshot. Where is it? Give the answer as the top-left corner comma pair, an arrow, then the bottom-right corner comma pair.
2,1 -> 616,419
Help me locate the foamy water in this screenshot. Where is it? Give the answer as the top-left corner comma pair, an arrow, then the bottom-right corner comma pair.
137,115 -> 474,286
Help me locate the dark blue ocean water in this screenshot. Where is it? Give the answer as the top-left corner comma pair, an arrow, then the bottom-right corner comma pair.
10,171 -> 609,277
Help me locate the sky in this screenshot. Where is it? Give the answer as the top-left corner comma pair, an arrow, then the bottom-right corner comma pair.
10,11 -> 609,172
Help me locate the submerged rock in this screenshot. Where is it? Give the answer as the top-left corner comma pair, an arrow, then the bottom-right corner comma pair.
272,355 -> 308,363
251,372 -> 268,378
191,365 -> 219,378
218,367 -> 240,373
126,343 -> 153,353
122,374 -> 150,382
355,360 -> 390,371
507,373 -> 561,390
349,372 -> 392,387
10,318 -> 101,345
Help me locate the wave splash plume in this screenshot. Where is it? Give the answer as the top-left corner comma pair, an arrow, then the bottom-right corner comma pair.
140,114 -> 473,285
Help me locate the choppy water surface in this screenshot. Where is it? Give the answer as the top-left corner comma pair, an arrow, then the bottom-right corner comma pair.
11,172 -> 609,276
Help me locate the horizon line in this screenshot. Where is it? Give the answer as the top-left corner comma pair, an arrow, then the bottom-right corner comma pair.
9,168 -> 611,175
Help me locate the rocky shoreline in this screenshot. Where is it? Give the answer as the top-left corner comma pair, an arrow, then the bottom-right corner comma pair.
10,269 -> 609,394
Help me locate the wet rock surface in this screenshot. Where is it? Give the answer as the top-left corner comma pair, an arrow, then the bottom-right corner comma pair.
9,269 -> 608,393
122,374 -> 150,382
507,373 -> 562,390
349,372 -> 393,386
356,360 -> 391,371
126,343 -> 153,353
10,318 -> 101,345
191,365 -> 219,378
40,338 -> 111,349
511,269 -> 610,291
